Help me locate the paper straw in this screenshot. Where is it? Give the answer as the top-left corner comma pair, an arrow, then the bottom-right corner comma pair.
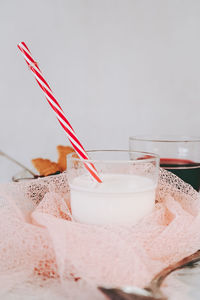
17,42 -> 102,183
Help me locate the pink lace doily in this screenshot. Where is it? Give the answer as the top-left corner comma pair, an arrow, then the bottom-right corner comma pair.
0,169 -> 200,299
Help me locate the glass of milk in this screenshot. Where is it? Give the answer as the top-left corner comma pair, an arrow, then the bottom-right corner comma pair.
67,150 -> 159,225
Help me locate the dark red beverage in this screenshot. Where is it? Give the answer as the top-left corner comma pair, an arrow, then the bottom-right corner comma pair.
160,158 -> 200,192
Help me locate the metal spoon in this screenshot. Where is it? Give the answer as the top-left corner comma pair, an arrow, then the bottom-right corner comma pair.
99,250 -> 200,300
0,150 -> 38,180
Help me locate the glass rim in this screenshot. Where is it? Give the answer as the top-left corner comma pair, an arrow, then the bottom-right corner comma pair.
129,135 -> 200,143
67,149 -> 160,164
163,165 -> 200,170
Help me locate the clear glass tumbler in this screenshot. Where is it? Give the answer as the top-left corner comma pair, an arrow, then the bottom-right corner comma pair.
129,136 -> 200,191
67,150 -> 159,225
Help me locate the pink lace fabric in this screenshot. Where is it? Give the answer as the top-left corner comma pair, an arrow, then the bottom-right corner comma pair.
0,169 -> 200,299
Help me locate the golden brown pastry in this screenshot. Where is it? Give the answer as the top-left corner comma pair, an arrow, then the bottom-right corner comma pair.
32,145 -> 75,176
32,158 -> 62,176
57,145 -> 75,171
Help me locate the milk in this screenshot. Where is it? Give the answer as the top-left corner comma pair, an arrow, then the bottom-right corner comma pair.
69,173 -> 156,225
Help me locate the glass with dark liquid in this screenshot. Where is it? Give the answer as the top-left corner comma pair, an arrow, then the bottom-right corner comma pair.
129,136 -> 200,191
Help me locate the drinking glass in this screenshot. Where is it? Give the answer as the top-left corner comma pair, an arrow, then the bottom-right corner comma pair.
67,150 -> 159,225
129,136 -> 200,191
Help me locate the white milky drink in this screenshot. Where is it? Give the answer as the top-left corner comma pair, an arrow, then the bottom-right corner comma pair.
69,173 -> 156,225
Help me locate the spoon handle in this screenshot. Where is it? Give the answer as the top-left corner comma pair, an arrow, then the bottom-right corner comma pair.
148,249 -> 200,296
0,150 -> 36,177
99,250 -> 200,300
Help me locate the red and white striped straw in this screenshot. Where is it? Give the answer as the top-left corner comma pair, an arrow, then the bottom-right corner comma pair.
17,42 -> 102,183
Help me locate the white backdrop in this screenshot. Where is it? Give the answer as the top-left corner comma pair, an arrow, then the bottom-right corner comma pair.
1,0 -> 200,175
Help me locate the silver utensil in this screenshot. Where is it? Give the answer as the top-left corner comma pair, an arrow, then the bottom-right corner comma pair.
0,150 -> 37,180
99,250 -> 200,300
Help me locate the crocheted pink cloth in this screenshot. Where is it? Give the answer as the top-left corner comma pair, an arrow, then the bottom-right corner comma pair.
0,169 -> 200,299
